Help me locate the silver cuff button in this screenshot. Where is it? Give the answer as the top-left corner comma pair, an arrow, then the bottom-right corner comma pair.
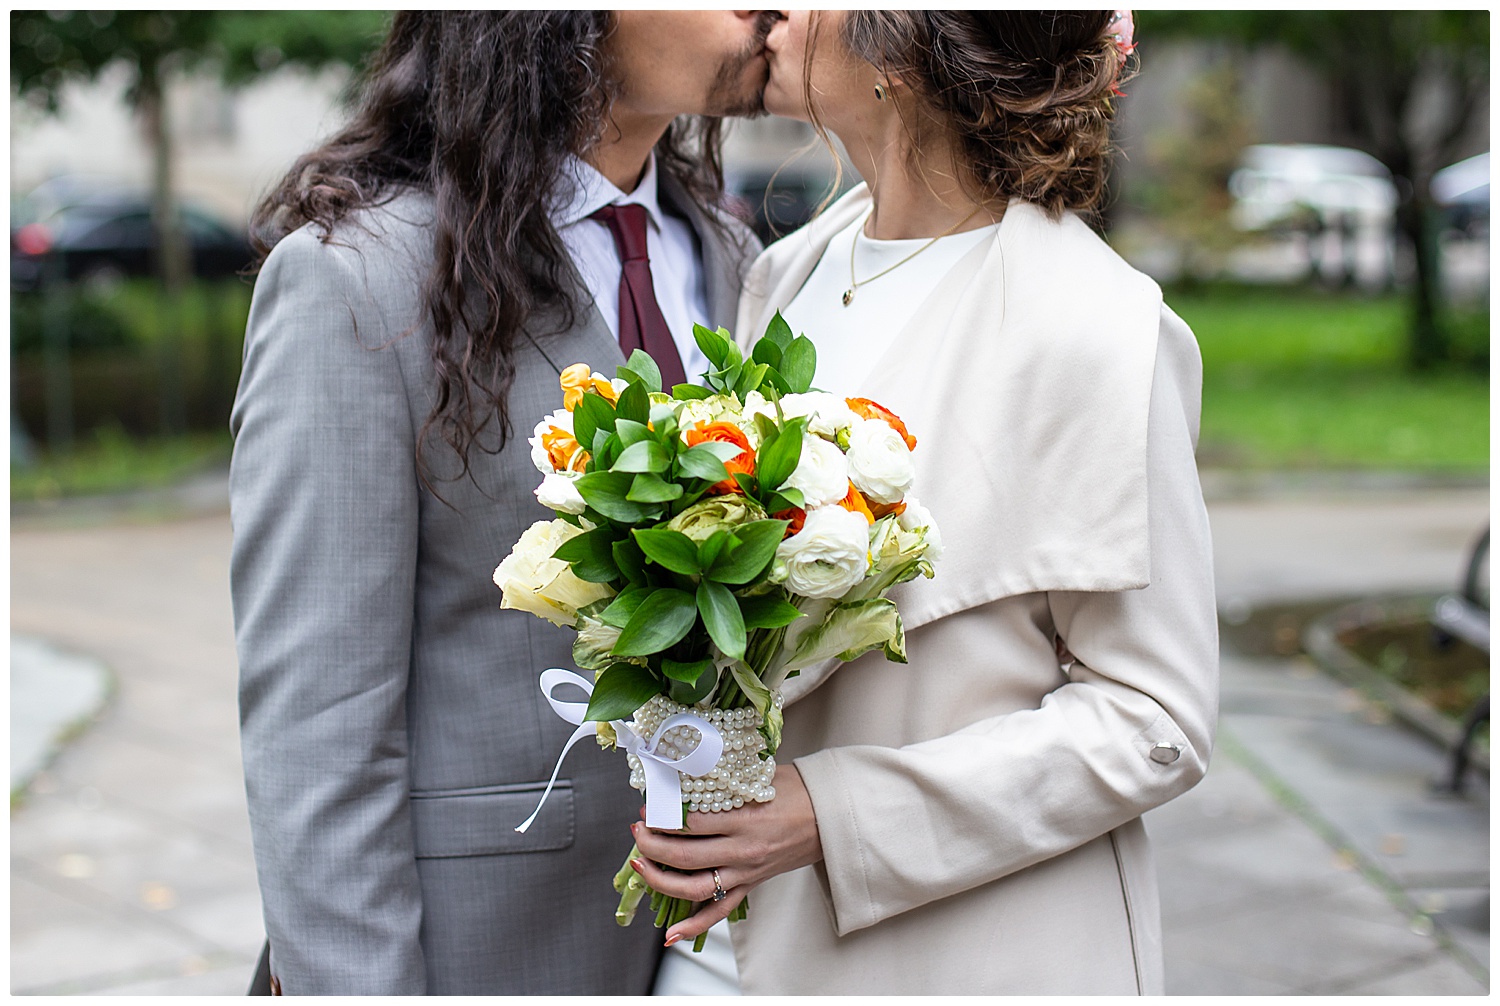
1149,742 -> 1183,764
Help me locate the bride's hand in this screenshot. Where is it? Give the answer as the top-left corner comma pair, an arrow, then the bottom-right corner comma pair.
630,763 -> 823,946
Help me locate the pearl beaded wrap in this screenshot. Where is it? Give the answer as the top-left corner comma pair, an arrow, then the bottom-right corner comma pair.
625,694 -> 783,813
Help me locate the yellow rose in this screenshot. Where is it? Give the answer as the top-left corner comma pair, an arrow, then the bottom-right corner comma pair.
493,519 -> 613,626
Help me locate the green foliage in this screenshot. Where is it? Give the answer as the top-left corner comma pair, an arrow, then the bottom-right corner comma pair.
11,11 -> 390,105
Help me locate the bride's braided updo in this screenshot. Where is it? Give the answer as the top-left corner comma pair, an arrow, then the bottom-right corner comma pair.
841,11 -> 1128,219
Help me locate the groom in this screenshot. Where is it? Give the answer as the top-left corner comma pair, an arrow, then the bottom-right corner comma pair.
230,11 -> 771,994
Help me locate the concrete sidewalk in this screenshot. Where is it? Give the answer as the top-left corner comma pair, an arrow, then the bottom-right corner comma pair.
9,476 -> 1490,994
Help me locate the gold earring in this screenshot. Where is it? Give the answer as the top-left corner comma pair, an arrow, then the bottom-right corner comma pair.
874,81 -> 888,102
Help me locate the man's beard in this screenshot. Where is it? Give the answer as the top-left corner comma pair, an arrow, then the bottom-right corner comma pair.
705,11 -> 779,118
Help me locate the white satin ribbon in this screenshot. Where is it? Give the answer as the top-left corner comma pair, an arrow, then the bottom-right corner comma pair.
514,668 -> 724,834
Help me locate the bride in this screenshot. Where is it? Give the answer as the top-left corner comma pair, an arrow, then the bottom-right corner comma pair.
636,10 -> 1218,995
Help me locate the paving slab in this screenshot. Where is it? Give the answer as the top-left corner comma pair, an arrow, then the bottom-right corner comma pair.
8,476 -> 1490,994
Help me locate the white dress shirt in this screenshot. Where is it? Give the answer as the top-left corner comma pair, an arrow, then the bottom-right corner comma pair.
553,155 -> 712,384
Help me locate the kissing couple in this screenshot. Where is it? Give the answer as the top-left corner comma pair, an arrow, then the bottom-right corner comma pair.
232,10 -> 1216,996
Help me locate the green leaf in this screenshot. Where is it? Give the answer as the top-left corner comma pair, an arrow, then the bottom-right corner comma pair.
600,586 -> 652,628
574,392 -> 616,448
619,349 -> 662,393
614,588 -> 699,656
626,473 -> 684,503
763,487 -> 806,512
633,528 -> 702,575
551,526 -> 621,583
739,594 -> 806,629
751,337 -> 783,370
585,662 -> 662,722
755,415 -> 806,493
705,518 -> 787,584
661,656 -> 715,684
697,580 -> 746,661
781,336 -> 817,394
665,658 -> 717,705
731,472 -> 759,496
672,384 -> 713,401
611,538 -> 648,587
615,380 -> 650,426
696,529 -> 733,570
763,311 -> 795,350
735,361 -> 770,398
575,471 -> 656,522
693,324 -> 732,370
613,440 -> 671,474
614,419 -> 652,447
676,442 -> 737,483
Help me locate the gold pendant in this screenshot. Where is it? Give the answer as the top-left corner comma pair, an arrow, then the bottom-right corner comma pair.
841,288 -> 854,306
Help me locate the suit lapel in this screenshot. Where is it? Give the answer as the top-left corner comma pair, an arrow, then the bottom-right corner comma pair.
659,170 -> 745,331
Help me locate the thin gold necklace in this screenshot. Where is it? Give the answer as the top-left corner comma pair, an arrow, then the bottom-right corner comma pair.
842,206 -> 984,307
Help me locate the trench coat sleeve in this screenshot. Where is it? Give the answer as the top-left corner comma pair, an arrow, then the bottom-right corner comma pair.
792,306 -> 1218,935
230,229 -> 427,992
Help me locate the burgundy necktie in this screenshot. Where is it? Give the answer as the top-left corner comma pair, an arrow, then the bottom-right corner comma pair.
591,203 -> 688,390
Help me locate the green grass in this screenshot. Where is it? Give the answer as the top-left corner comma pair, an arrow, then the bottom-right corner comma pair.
11,427 -> 232,504
1168,286 -> 1489,470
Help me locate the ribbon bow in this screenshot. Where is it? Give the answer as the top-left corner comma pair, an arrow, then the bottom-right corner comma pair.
515,669 -> 724,834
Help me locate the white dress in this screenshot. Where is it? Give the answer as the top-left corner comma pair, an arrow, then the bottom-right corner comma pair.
651,213 -> 1000,996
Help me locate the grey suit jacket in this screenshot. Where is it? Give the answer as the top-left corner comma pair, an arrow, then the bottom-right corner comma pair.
230,179 -> 756,994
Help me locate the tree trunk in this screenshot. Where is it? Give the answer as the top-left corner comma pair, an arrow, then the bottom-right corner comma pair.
1395,188 -> 1447,370
135,62 -> 189,434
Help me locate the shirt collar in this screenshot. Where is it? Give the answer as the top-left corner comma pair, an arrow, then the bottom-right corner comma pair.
556,153 -> 668,233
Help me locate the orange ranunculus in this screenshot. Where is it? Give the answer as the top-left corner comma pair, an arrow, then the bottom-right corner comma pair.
560,363 -> 619,411
685,422 -> 755,495
772,506 -> 807,537
542,426 -> 589,472
837,481 -> 876,524
846,397 -> 917,451
868,498 -> 908,520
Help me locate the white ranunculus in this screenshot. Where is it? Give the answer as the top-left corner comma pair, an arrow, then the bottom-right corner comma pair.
897,495 -> 943,563
784,434 -> 850,508
776,505 -> 871,599
528,408 -> 577,475
846,418 -> 915,504
534,472 -> 587,514
493,519 -> 613,626
782,392 -> 861,439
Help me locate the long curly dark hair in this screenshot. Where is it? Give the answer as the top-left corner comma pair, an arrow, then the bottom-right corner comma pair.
828,11 -> 1128,220
250,11 -> 732,480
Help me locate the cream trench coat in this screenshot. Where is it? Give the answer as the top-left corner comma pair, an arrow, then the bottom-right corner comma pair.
728,186 -> 1219,995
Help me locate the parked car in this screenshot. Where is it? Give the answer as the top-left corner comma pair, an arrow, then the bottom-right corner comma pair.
1228,143 -> 1398,233
11,190 -> 253,291
1432,151 -> 1488,237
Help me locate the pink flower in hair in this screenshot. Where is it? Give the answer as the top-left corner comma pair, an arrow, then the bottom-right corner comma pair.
1109,10 -> 1135,54
1107,10 -> 1135,97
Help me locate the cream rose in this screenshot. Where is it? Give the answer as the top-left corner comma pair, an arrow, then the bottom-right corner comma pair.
846,418 -> 915,504
783,434 -> 850,508
775,505 -> 871,599
534,472 -> 587,515
493,519 -> 613,626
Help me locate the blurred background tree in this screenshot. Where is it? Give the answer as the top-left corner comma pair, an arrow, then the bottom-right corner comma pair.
10,10 -> 390,293
1135,57 -> 1254,284
1140,9 -> 1490,369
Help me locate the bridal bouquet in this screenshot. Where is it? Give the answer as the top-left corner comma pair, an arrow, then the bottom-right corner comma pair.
493,316 -> 941,950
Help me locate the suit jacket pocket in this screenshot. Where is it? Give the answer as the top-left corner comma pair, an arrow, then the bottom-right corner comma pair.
410,781 -> 574,858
